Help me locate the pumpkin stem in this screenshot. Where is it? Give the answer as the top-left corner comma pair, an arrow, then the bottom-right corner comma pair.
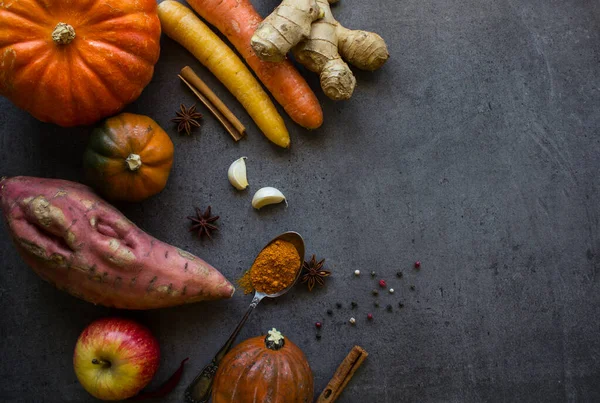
52,23 -> 76,45
126,154 -> 143,171
265,328 -> 285,350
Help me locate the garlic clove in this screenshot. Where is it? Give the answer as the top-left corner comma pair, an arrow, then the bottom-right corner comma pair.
252,187 -> 287,209
228,157 -> 248,190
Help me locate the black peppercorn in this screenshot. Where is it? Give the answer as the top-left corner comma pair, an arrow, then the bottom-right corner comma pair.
316,334 -> 322,340
396,271 -> 403,278
371,289 -> 379,296
374,301 -> 380,308
386,304 -> 393,312
336,302 -> 342,308
327,309 -> 333,315
398,302 -> 404,308
410,285 -> 415,291
351,301 -> 357,308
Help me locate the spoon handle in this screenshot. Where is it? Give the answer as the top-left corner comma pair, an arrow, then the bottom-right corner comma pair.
184,294 -> 263,403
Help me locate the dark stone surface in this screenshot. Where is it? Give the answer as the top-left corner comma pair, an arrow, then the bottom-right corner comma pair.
1,0 -> 599,402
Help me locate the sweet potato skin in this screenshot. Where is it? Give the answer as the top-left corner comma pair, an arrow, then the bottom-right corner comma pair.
0,176 -> 235,309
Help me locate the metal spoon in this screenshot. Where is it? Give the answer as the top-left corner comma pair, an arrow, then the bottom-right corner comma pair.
184,231 -> 305,403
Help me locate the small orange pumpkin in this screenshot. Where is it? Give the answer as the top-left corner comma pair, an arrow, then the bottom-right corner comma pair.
83,113 -> 174,203
212,329 -> 314,403
0,0 -> 160,127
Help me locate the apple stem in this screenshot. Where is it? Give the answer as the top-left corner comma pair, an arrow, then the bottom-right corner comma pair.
91,358 -> 111,368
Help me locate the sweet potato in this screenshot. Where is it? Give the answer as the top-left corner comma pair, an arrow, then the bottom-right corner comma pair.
0,176 -> 234,309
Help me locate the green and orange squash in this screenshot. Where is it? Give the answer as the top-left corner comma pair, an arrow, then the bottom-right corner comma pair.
83,113 -> 174,203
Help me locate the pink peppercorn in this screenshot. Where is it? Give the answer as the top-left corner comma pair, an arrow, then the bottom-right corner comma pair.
415,261 -> 421,269
315,322 -> 322,329
379,279 -> 387,288
367,313 -> 373,320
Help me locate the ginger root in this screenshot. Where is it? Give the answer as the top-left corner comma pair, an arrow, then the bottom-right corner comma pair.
251,0 -> 389,100
252,0 -> 324,62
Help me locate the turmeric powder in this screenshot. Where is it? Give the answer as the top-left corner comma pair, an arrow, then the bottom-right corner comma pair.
238,240 -> 301,295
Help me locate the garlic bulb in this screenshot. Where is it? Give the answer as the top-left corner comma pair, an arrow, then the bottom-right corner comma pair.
227,157 -> 248,190
252,187 -> 287,209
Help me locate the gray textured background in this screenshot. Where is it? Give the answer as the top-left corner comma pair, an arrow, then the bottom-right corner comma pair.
1,0 -> 599,402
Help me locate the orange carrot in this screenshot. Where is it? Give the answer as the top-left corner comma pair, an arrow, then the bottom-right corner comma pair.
186,0 -> 324,130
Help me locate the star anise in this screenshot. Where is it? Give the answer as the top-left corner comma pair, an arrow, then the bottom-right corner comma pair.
187,206 -> 219,240
172,104 -> 203,135
301,255 -> 330,291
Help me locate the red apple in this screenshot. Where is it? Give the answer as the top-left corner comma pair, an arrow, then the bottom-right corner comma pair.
73,317 -> 160,401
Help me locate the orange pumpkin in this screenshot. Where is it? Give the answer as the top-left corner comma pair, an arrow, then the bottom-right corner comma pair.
212,329 -> 314,403
83,113 -> 174,203
0,0 -> 160,127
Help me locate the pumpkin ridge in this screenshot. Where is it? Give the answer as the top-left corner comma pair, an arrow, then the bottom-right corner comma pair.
77,40 -> 153,98
230,349 -> 260,398
286,345 -> 305,364
248,350 -> 271,401
73,47 -> 126,104
139,142 -> 174,165
0,2 -> 50,28
67,0 -> 99,18
72,64 -> 124,119
0,42 -> 49,91
6,48 -> 51,102
281,344 -> 307,400
78,1 -> 157,27
136,172 -> 164,194
290,347 -> 310,387
62,47 -> 77,125
114,114 -> 137,154
84,11 -> 153,30
0,12 -> 45,39
290,355 -> 305,401
0,39 -> 47,56
25,52 -> 55,112
136,157 -> 173,169
99,166 -> 128,181
29,0 -> 55,18
126,121 -> 154,153
89,39 -> 155,69
93,125 -> 126,158
284,352 -> 301,401
273,353 -> 283,403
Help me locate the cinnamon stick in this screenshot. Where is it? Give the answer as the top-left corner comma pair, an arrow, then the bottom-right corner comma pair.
180,66 -> 246,136
178,75 -> 243,142
317,346 -> 368,403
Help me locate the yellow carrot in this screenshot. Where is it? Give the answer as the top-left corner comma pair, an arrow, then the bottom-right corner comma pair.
157,1 -> 290,148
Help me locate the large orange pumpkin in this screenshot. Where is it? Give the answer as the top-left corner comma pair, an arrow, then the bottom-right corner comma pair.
83,113 -> 174,203
212,329 -> 314,403
0,0 -> 161,127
